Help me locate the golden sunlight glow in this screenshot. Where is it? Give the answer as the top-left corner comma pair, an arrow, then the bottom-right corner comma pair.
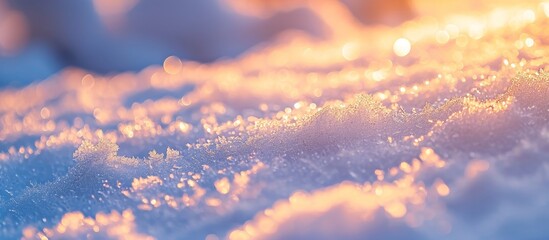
393,38 -> 411,57
342,41 -> 361,61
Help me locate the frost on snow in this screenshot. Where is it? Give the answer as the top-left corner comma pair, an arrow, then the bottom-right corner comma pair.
2,1 -> 549,240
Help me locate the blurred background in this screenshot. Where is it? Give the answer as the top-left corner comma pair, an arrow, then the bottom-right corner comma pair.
0,0 -> 539,88
0,0 -> 417,87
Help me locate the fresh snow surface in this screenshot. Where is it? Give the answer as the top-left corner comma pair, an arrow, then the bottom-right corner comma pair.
2,1 -> 549,239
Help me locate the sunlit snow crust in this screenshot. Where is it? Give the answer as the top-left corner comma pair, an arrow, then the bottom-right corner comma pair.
2,2 -> 549,240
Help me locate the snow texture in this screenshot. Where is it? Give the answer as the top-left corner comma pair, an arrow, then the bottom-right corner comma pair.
2,1 -> 549,240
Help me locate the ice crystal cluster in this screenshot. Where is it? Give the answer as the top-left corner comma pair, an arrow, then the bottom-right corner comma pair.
2,1 -> 549,240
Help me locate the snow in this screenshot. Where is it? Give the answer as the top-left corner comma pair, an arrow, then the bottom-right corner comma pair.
2,1 -> 549,240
